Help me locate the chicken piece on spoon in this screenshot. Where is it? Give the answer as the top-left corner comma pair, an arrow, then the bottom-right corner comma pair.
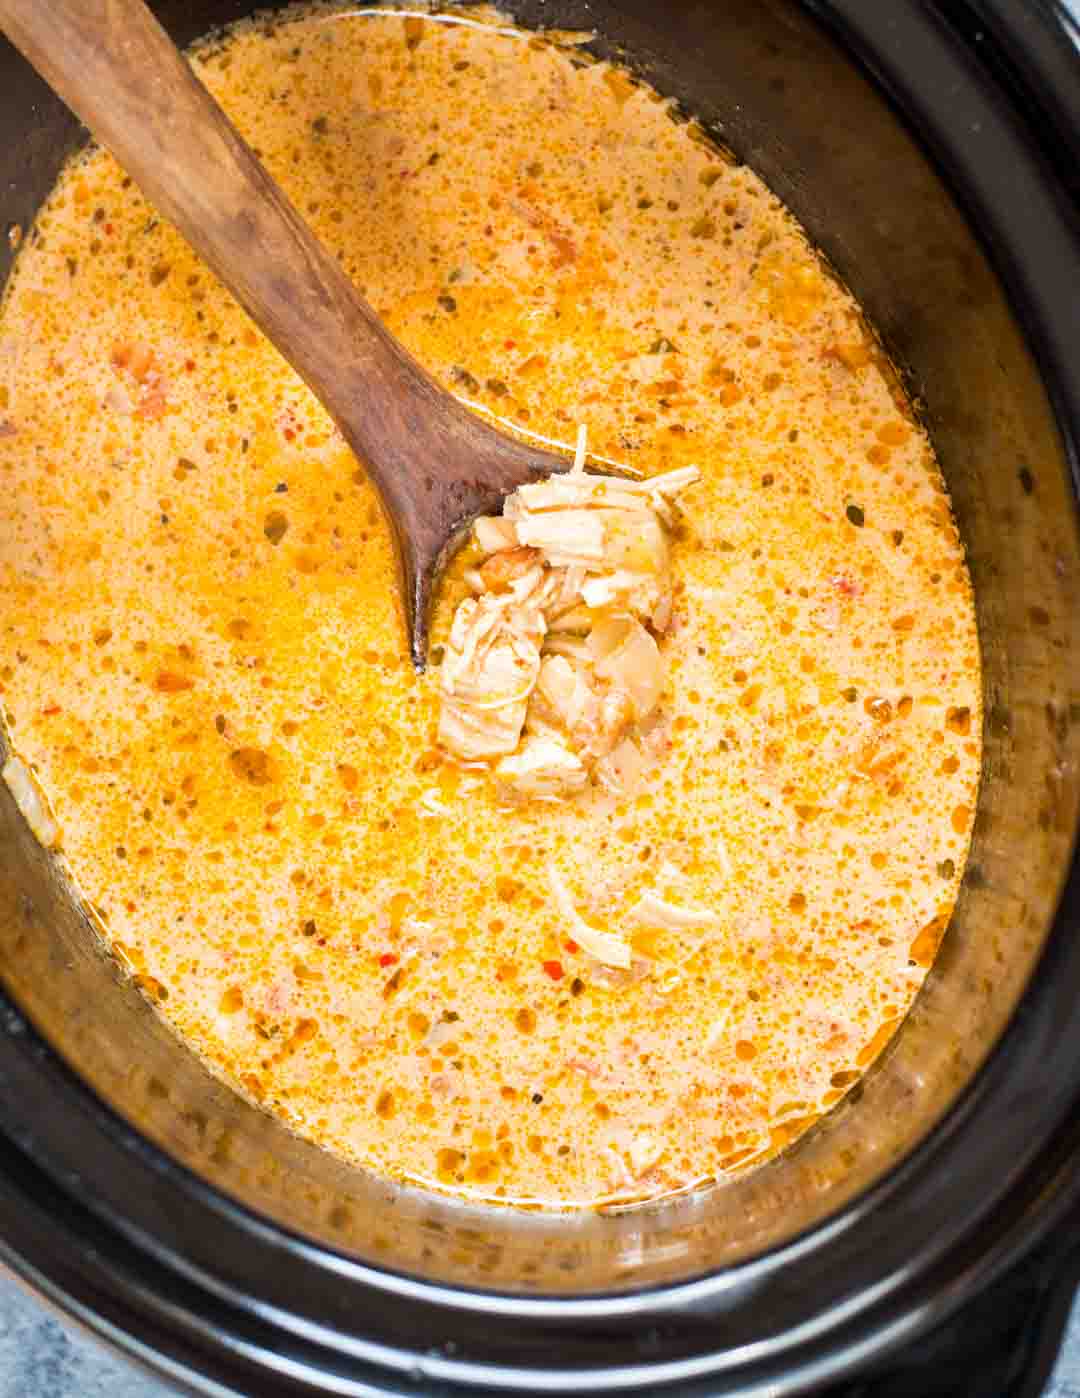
437,428 -> 700,800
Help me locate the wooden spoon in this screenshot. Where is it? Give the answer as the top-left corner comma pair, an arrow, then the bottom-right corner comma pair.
0,0 -> 570,667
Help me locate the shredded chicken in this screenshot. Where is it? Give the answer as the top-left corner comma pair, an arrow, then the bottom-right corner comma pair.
704,1009 -> 731,1052
549,866 -> 632,968
547,868 -> 722,974
588,615 -> 663,720
437,590 -> 544,760
595,736 -> 647,796
535,654 -> 594,730
437,425 -> 700,798
495,734 -> 587,801
631,890 -> 721,930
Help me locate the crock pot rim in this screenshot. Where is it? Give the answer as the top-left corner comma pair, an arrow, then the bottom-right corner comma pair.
0,1032 -> 1077,1396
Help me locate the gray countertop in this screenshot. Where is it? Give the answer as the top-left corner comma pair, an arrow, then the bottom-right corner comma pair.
1,1270 -> 1079,1397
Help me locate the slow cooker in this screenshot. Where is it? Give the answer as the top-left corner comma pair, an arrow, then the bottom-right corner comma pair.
0,1 -> 1078,1393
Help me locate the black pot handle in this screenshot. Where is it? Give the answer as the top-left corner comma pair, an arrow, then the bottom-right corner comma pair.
829,1237 -> 1080,1398
932,0 -> 1080,204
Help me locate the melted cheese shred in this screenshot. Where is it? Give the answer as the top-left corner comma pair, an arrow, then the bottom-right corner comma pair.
0,6 -> 981,1207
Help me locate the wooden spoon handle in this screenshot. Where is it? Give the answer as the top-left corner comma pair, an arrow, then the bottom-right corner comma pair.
0,0 -> 470,512
0,0 -> 566,665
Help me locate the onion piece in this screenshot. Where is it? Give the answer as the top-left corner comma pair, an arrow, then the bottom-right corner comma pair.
631,890 -> 721,930
536,654 -> 593,730
472,515 -> 519,555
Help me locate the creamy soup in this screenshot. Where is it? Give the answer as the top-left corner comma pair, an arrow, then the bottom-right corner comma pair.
0,6 -> 980,1206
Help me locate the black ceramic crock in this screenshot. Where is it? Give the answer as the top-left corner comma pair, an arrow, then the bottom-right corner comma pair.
0,2 -> 1078,1394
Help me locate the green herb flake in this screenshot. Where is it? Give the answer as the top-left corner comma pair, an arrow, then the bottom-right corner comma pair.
451,366 -> 479,393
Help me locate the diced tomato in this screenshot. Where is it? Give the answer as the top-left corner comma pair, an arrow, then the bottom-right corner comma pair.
542,960 -> 564,981
154,670 -> 193,693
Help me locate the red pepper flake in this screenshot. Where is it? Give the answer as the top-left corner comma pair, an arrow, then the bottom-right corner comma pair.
184,358 -> 196,373
378,952 -> 399,968
563,939 -> 579,954
104,223 -> 114,235
542,960 -> 565,981
504,339 -> 516,350
40,704 -> 61,716
284,428 -> 296,441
